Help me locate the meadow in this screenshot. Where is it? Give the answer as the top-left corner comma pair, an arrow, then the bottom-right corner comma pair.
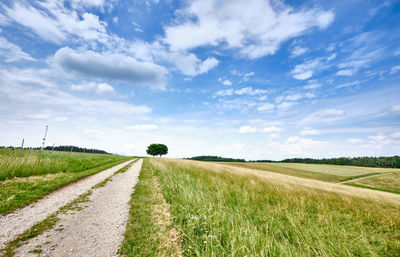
122,158 -> 400,257
222,162 -> 400,193
0,148 -> 129,180
0,149 -> 132,214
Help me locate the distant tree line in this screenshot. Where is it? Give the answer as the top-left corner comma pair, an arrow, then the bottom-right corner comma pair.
189,155 -> 400,168
187,156 -> 246,162
1,145 -> 110,154
278,156 -> 400,168
41,145 -> 109,154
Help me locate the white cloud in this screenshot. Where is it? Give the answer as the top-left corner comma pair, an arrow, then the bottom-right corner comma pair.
277,101 -> 298,111
335,80 -> 360,89
261,126 -> 281,133
395,49 -> 400,57
0,37 -> 35,62
390,105 -> 400,114
160,50 -> 219,76
291,59 -> 321,80
238,125 -> 257,134
257,103 -> 274,112
326,53 -> 337,61
346,138 -> 363,144
336,69 -> 355,76
125,124 -> 159,131
54,47 -> 168,90
390,65 -> 400,74
71,82 -> 114,94
0,68 -> 152,122
285,92 -> 315,101
70,0 -> 107,9
300,128 -> 321,136
163,0 -> 334,59
290,46 -> 308,58
391,132 -> 400,138
317,109 -> 345,118
3,2 -> 109,45
303,83 -> 321,90
215,87 -> 270,97
222,79 -> 232,86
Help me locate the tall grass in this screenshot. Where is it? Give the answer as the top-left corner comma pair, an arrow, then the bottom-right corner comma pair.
0,148 -> 126,181
127,158 -> 400,256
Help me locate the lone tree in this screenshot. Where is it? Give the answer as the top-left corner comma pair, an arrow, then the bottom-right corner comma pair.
146,143 -> 168,157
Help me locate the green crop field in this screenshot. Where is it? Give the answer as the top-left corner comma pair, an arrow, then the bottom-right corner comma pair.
122,158 -> 400,257
222,162 -> 399,182
0,148 -> 132,214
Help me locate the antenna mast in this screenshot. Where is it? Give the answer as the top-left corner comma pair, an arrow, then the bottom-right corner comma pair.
41,125 -> 48,150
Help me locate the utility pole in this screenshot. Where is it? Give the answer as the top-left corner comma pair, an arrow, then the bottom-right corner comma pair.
52,143 -> 55,154
20,138 -> 24,156
41,125 -> 48,150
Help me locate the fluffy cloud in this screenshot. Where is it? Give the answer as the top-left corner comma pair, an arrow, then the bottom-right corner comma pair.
238,125 -> 257,133
261,126 -> 282,133
390,105 -> 400,114
54,47 -> 168,90
317,109 -> 345,118
336,69 -> 355,76
291,59 -> 322,80
257,103 -> 274,112
303,83 -> 321,90
3,2 -> 108,44
222,80 -> 232,86
215,87 -> 270,97
163,0 -> 334,58
390,65 -> 400,74
71,82 -> 114,94
290,46 -> 308,58
300,128 -> 321,136
0,68 -> 151,122
0,37 -> 35,62
346,138 -> 363,144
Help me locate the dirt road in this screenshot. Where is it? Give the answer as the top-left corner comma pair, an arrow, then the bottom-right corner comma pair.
0,160 -> 134,250
14,159 -> 143,256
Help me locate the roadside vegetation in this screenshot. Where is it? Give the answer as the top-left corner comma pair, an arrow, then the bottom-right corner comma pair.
123,158 -> 400,256
0,149 -> 132,214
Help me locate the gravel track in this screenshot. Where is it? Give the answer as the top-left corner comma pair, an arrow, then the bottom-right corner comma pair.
0,160 -> 134,250
15,159 -> 143,257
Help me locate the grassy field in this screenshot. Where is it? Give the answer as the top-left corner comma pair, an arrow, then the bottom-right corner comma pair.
222,162 -> 399,183
0,148 -> 129,180
0,149 -> 132,214
345,172 -> 400,194
122,158 -> 400,256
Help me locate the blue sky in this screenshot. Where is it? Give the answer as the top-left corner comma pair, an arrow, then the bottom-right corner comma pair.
0,0 -> 399,160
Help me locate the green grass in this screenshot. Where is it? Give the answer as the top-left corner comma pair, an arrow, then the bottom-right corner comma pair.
344,172 -> 400,194
0,154 -> 132,215
223,162 -> 398,182
123,158 -> 400,257
120,159 -> 180,257
0,148 -> 128,181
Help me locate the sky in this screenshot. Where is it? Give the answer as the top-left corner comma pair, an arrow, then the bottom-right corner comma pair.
0,0 -> 399,160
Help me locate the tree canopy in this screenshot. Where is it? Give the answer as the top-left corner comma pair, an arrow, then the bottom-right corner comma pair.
146,144 -> 168,157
